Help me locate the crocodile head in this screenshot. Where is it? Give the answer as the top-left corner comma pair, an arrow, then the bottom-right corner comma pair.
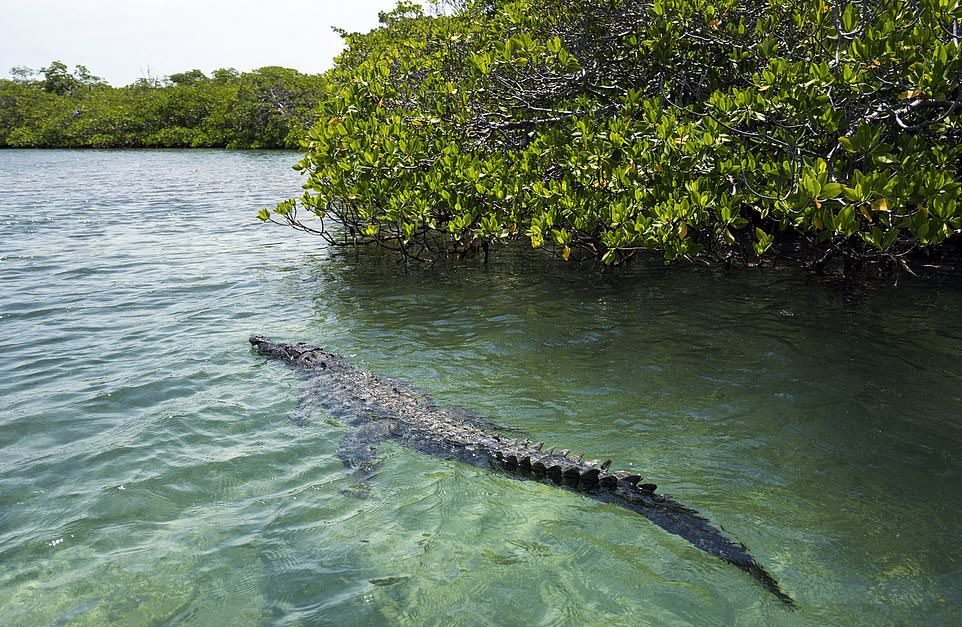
249,335 -> 333,370
249,334 -> 287,359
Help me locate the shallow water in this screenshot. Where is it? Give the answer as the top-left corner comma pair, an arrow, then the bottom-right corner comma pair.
1,149 -> 960,625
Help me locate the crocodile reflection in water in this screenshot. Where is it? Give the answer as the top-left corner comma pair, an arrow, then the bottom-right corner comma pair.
249,335 -> 794,605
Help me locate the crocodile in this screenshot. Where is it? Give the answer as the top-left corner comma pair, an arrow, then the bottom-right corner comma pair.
249,335 -> 793,605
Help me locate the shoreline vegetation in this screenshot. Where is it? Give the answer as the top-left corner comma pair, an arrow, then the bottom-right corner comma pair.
5,1 -> 960,277
0,63 -> 324,149
256,0 -> 959,277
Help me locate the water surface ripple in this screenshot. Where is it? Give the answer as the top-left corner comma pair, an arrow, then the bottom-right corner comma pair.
1,150 -> 960,625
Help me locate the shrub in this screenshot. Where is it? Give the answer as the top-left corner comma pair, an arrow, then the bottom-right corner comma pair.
267,0 -> 962,273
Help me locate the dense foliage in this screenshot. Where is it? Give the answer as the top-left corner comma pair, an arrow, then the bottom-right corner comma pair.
0,62 -> 325,149
266,0 -> 962,272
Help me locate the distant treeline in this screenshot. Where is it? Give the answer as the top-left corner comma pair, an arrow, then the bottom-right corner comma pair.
0,61 -> 325,148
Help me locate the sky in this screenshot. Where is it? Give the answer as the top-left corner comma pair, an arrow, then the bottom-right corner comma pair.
0,0 -> 411,85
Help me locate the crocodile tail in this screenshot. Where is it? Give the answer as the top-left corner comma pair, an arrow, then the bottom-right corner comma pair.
599,487 -> 794,606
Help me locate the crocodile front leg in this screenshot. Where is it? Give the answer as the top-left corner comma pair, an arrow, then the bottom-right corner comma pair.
337,419 -> 401,470
336,419 -> 400,499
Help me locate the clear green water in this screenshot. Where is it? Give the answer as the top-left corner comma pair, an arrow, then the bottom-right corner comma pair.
1,150 -> 960,626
